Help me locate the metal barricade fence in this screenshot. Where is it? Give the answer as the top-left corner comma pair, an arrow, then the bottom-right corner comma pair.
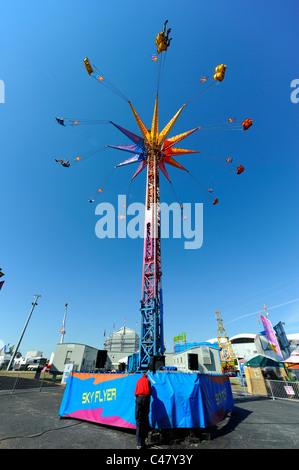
241,377 -> 299,401
0,372 -> 61,393
265,379 -> 299,401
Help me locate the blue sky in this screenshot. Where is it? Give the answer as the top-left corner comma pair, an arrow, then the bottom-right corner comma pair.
0,1 -> 298,359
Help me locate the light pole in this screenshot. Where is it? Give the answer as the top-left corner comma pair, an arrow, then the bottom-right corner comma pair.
7,294 -> 41,371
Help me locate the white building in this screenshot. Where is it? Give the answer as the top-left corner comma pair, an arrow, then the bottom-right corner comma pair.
165,345 -> 222,374
104,327 -> 139,352
230,334 -> 257,360
287,333 -> 299,348
104,327 -> 139,371
50,343 -> 99,374
13,351 -> 45,371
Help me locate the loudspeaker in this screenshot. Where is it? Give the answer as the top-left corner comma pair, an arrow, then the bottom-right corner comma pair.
149,355 -> 165,372
96,350 -> 107,369
188,353 -> 198,371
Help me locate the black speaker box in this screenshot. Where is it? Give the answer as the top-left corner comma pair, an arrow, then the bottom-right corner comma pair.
96,350 -> 107,368
149,355 -> 165,372
187,353 -> 198,371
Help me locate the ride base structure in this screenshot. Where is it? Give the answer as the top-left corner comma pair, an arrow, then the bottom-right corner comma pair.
59,370 -> 234,430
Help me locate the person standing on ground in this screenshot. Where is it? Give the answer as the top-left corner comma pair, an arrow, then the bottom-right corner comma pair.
135,373 -> 152,449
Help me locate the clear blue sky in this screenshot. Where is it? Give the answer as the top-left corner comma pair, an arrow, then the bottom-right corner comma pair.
1,1 -> 298,359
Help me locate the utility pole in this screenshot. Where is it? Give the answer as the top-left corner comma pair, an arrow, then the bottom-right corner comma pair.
7,294 -> 41,371
60,303 -> 68,343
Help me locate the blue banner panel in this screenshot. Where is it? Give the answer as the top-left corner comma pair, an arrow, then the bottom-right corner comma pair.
198,374 -> 235,426
59,372 -> 138,429
148,371 -> 205,428
59,372 -> 234,429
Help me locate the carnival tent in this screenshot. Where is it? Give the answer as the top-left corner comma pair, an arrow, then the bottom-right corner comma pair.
245,355 -> 284,368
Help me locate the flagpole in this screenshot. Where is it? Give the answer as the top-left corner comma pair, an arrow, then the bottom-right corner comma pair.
60,303 -> 68,343
7,294 -> 41,371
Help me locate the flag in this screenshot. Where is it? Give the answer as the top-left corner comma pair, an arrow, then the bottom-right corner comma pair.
226,157 -> 233,162
264,304 -> 268,317
73,121 -> 79,125
104,329 -> 106,336
200,75 -> 208,82
124,317 -> 126,323
227,117 -> 235,123
75,156 -> 81,161
96,75 -> 104,81
152,55 -> 158,62
260,314 -> 282,357
113,323 -> 115,329
97,188 -> 103,193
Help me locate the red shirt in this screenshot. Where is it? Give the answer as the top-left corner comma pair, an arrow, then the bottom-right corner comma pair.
135,374 -> 151,396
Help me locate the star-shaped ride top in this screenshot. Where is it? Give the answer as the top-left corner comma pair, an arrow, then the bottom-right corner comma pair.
108,95 -> 200,184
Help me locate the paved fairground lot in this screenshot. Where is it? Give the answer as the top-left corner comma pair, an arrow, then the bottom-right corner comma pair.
0,386 -> 298,463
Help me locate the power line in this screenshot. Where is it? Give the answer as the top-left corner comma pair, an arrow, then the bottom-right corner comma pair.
225,298 -> 299,326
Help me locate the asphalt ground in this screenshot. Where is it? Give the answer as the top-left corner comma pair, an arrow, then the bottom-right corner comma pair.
0,386 -> 298,461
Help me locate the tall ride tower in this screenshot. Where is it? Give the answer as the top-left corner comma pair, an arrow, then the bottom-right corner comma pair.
57,21 -> 251,376
125,97 -> 198,370
138,97 -> 164,369
73,22 -> 246,372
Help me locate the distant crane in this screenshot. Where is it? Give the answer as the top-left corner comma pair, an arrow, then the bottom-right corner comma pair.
215,310 -> 238,374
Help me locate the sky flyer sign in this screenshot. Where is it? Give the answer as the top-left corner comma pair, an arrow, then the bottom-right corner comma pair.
259,314 -> 283,357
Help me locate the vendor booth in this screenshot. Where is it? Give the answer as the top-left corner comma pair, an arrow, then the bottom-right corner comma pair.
244,355 -> 286,395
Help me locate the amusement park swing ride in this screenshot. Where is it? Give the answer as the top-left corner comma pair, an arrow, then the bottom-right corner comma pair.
55,20 -> 252,372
